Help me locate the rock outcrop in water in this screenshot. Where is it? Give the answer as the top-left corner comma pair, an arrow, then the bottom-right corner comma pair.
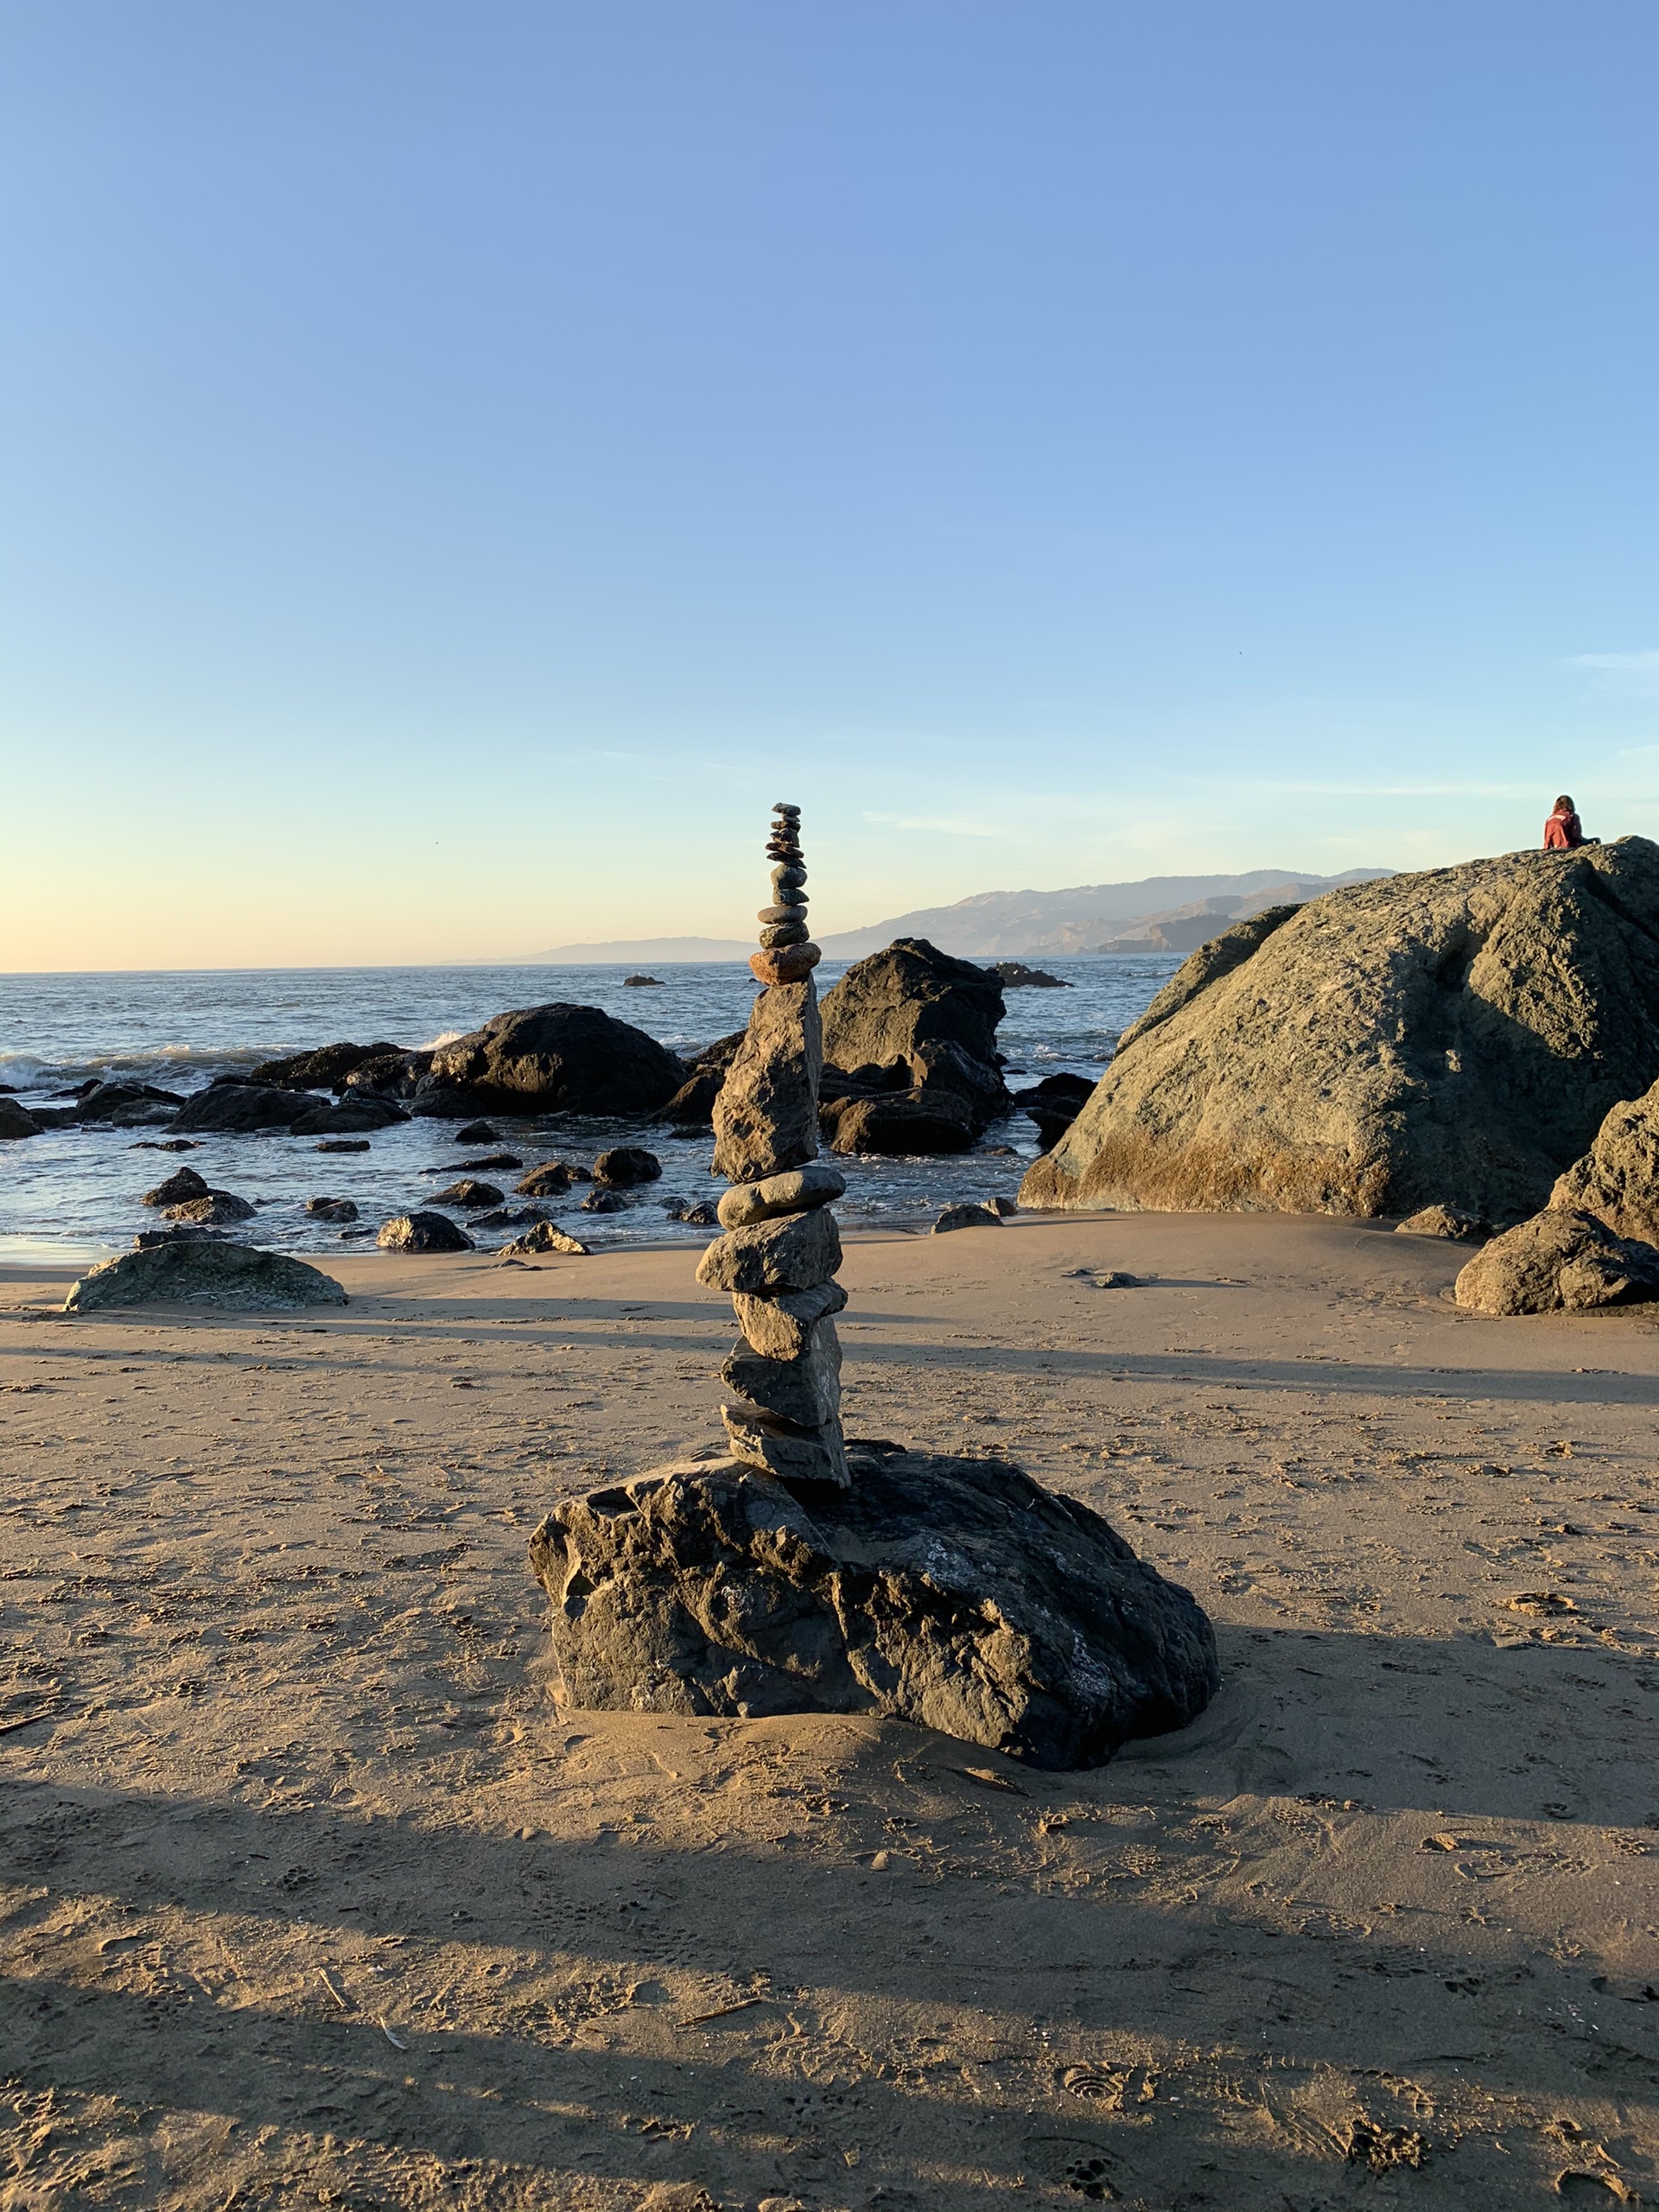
409,1006 -> 685,1120
817,939 -> 1008,1153
0,1098 -> 42,1140
1023,842 -> 1659,1225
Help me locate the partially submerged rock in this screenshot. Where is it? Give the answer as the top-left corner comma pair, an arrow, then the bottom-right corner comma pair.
0,1097 -> 41,1140
529,1448 -> 1218,1769
173,1084 -> 327,1135
825,1096 -> 975,1156
289,1095 -> 410,1135
65,1243 -> 346,1313
1024,843 -> 1659,1224
142,1167 -> 209,1208
500,1221 -> 588,1256
162,1190 -> 257,1225
516,1159 -> 589,1197
429,1179 -> 505,1208
305,1196 -> 359,1224
593,1146 -> 662,1187
245,1041 -> 406,1091
1453,1208 -> 1659,1315
377,1211 -> 474,1253
415,1004 -> 685,1118
988,962 -> 1071,989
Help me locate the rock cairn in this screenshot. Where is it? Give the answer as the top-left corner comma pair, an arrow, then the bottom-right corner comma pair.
696,802 -> 850,1487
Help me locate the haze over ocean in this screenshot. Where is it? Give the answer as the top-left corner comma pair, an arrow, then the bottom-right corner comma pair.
4,3 -> 1658,971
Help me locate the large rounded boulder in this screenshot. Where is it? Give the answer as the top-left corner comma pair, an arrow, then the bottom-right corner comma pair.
1022,841 -> 1659,1224
414,1004 -> 685,1119
821,938 -> 1005,1076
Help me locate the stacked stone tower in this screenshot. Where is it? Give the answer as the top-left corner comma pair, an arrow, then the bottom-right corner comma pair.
695,803 -> 850,1488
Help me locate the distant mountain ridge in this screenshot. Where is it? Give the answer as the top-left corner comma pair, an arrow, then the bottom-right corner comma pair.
513,868 -> 1393,966
815,868 -> 1392,961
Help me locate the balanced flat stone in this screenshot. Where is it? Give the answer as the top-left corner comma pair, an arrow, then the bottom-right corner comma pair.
721,1320 -> 842,1428
529,1448 -> 1218,1768
719,1404 -> 850,1489
716,1162 -> 845,1229
731,1280 -> 848,1360
696,1206 -> 841,1296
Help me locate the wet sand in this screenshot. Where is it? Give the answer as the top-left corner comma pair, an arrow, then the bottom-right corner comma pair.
3,1211 -> 1657,2209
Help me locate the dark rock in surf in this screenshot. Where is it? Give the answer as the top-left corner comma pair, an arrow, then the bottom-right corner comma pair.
414,1004 -> 685,1119
173,1084 -> 327,1135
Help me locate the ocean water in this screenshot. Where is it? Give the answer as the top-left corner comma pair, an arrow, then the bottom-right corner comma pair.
0,957 -> 1178,1263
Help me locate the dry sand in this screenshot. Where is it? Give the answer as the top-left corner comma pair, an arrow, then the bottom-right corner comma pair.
2,1211 -> 1657,2209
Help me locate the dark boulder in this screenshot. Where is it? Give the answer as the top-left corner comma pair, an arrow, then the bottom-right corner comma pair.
515,1159 -> 590,1197
581,1187 -> 626,1213
657,1066 -> 727,1128
1,1097 -> 44,1141
288,1096 -> 410,1135
824,1095 -> 976,1157
413,1004 -> 685,1119
163,1191 -> 257,1225
245,1041 -> 405,1091
470,1205 -> 547,1229
173,1084 -> 327,1135
142,1167 -> 210,1208
593,1146 -> 662,1187
623,974 -> 664,987
821,938 -> 1005,1070
65,1243 -> 346,1313
988,962 -> 1071,989
305,1197 -> 359,1224
446,1153 -> 523,1172
530,1447 -> 1218,1770
342,1049 -> 435,1097
376,1211 -> 474,1253
71,1082 -> 186,1125
663,1197 -> 719,1225
454,1121 -> 499,1143
429,1179 -> 505,1208
315,1139 -> 371,1154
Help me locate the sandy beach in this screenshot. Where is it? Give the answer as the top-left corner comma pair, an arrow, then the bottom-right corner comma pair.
3,1211 -> 1658,2209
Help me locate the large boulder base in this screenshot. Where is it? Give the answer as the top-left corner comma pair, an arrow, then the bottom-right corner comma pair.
1024,842 -> 1659,1224
530,1448 -> 1218,1769
416,1004 -> 684,1118
1453,1207 -> 1659,1316
65,1243 -> 346,1313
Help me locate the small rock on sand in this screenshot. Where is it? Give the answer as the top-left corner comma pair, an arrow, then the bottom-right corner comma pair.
65,1243 -> 347,1313
1395,1204 -> 1491,1242
933,1201 -> 1004,1232
1454,1206 -> 1659,1315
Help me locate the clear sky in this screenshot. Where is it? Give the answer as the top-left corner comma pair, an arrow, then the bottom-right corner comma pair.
3,2 -> 1657,969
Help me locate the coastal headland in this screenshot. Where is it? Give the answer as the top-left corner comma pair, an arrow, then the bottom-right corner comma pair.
4,1211 -> 1658,2207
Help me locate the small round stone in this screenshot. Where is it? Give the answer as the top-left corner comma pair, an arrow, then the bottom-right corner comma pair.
757,903 -> 809,925
771,864 -> 807,889
760,918 -> 810,949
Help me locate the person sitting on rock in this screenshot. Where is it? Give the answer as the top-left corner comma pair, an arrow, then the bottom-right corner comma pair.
1543,794 -> 1589,850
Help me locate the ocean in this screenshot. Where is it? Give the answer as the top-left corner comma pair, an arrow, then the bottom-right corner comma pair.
0,957 -> 1179,1264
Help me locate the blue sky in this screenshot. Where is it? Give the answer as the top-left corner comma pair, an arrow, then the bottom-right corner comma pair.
3,2 -> 1657,968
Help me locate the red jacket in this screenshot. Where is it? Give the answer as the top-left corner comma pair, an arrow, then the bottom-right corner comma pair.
1544,809 -> 1582,850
